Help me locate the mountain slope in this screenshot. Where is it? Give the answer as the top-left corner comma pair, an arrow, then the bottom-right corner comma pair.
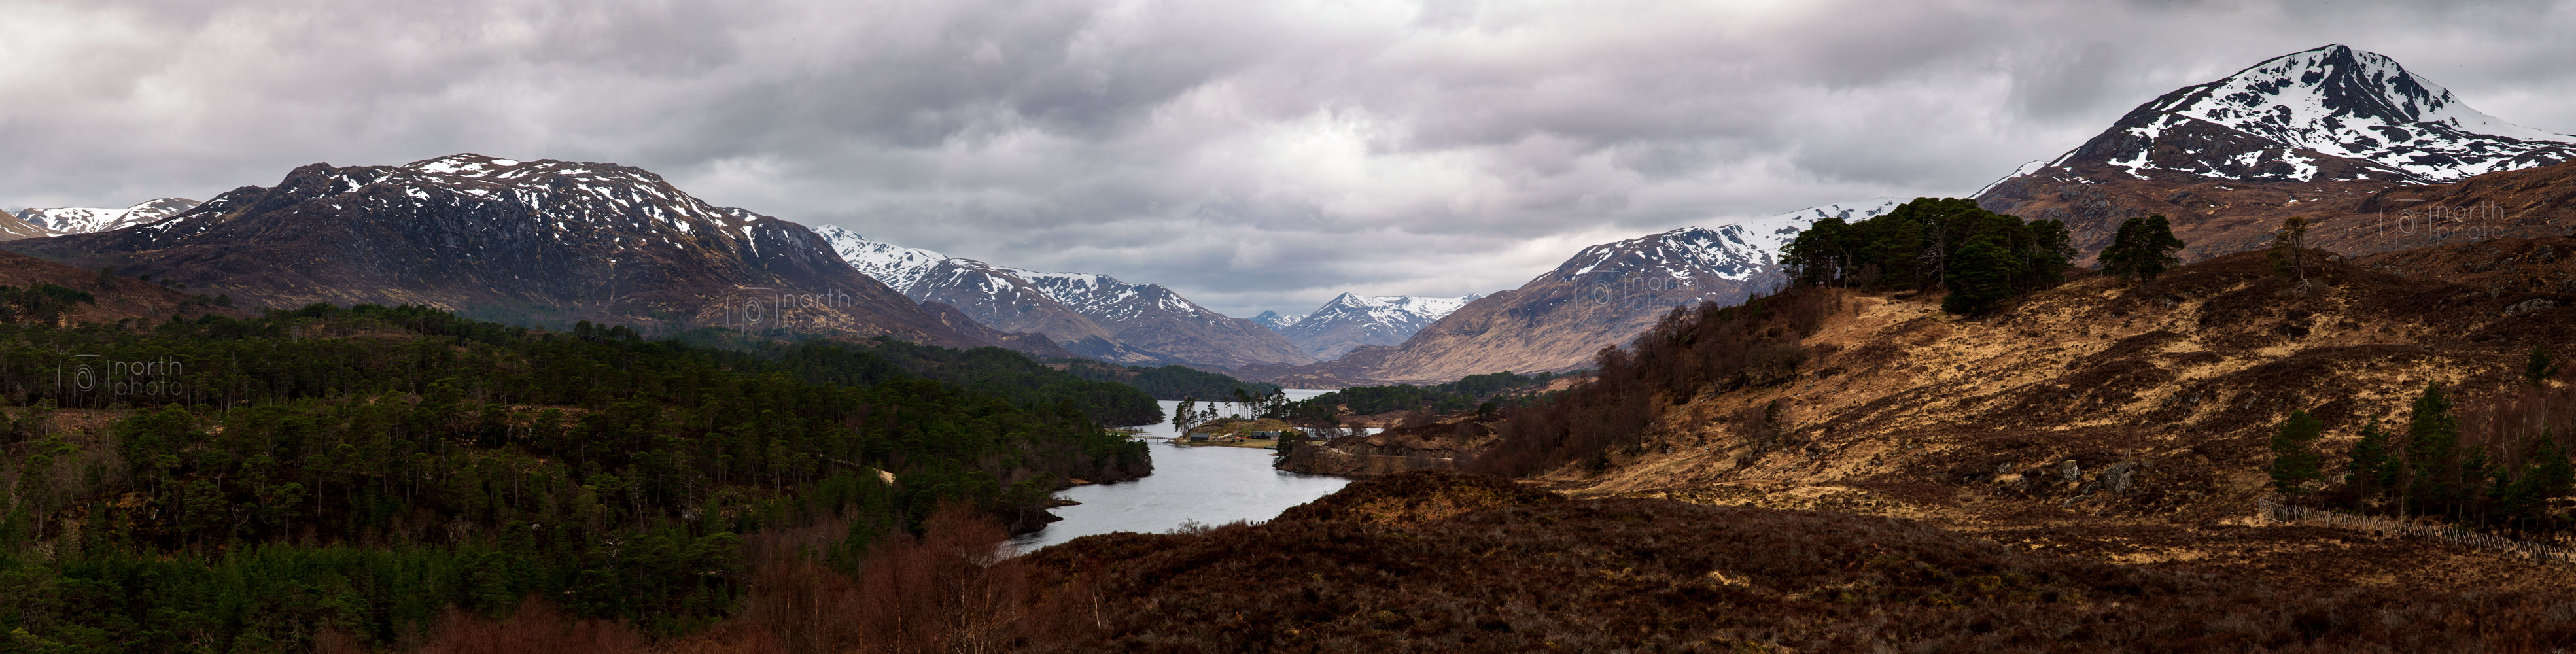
0,249 -> 245,324
14,198 -> 201,234
819,228 -> 1312,368
0,154 -> 1053,354
1244,199 -> 1903,385
1979,44 -> 2576,262
0,211 -> 56,240
1270,293 -> 1481,360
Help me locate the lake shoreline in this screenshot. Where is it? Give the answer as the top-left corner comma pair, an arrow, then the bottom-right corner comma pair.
1009,394 -> 1355,551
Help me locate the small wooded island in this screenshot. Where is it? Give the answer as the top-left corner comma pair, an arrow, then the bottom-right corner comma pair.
1176,417 -> 1306,447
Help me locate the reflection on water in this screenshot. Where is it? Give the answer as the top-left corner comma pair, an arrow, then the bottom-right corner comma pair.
1009,392 -> 1353,551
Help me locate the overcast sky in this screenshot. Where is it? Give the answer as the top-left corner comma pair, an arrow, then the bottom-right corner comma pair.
5,0 -> 2572,317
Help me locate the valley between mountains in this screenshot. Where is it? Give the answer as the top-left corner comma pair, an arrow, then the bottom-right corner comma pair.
7,41 -> 2576,652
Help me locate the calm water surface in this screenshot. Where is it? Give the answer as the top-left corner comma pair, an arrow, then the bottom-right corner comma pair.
1009,391 -> 1354,551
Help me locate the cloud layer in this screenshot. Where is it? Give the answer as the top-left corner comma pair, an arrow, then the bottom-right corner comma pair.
5,0 -> 2572,317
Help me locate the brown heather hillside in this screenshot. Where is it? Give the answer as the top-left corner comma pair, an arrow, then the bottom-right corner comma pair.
1005,472 -> 2575,653
1548,246 -> 2562,503
1389,242 -> 2576,604
0,250 -> 245,323
1981,159 -> 2576,269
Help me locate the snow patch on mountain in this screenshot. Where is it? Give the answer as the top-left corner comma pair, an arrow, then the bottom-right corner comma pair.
1002,268 -> 1230,326
14,198 -> 201,234
814,225 -> 950,293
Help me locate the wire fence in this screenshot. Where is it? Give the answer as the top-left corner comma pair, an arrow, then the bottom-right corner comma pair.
2257,497 -> 2576,566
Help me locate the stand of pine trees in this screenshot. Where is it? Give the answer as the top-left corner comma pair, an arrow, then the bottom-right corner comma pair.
2308,382 -> 2576,535
0,304 -> 1154,652
1779,198 -> 2076,314
1274,371 -> 1563,424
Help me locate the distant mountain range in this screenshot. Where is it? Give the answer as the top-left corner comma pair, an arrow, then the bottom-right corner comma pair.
1242,199 -> 1904,385
0,154 -> 1062,355
818,227 -> 1314,369
1257,293 -> 1482,360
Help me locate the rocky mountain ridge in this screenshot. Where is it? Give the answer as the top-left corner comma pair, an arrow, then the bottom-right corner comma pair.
819,227 -> 1312,368
0,154 -> 1057,354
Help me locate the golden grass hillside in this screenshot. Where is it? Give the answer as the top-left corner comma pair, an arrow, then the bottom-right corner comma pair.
1516,243 -> 2576,592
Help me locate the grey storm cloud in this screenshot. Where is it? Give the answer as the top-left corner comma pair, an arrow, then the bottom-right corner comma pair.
4,0 -> 2573,317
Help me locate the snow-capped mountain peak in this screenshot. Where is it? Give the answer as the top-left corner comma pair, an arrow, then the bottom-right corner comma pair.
1558,198 -> 1906,283
1270,292 -> 1487,359
122,154 -> 786,252
2053,44 -> 2575,183
1319,292 -> 1484,320
1250,310 -> 1302,330
13,197 -> 201,235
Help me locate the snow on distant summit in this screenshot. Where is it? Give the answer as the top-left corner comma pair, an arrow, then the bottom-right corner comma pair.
814,228 -> 1313,368
1270,292 -> 1482,360
1250,310 -> 1301,330
13,198 -> 200,235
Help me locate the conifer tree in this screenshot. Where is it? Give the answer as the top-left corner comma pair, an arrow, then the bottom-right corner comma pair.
2022,218 -> 2078,290
2100,215 -> 2187,281
2269,410 -> 2325,495
2138,215 -> 2186,279
1940,233 -> 2015,314
2346,417 -> 2397,500
2526,432 -> 2575,516
2404,382 -> 2462,516
2528,345 -> 2556,384
2099,218 -> 2142,279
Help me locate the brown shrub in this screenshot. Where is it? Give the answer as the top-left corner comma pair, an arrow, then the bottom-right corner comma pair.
411,596 -> 648,654
725,502 -> 1035,654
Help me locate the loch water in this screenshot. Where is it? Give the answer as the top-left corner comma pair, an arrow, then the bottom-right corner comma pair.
1007,392 -> 1356,551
